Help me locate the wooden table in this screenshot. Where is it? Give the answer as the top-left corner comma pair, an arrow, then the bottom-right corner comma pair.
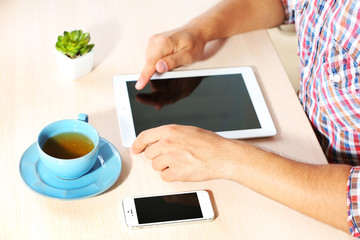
0,0 -> 355,239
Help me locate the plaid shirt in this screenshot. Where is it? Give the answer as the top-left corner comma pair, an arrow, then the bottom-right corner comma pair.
281,0 -> 360,236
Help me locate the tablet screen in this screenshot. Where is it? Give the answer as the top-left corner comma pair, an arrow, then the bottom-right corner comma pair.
126,74 -> 261,135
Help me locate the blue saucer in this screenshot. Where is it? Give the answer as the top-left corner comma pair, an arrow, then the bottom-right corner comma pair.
19,137 -> 122,200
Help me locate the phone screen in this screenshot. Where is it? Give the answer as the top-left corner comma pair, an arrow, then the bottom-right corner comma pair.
134,193 -> 203,224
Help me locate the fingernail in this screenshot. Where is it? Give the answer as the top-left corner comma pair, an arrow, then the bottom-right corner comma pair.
157,61 -> 168,73
135,81 -> 142,89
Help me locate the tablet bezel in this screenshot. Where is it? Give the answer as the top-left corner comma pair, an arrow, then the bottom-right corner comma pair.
113,67 -> 276,147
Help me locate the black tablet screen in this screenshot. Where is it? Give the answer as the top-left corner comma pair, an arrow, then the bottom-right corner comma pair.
126,74 -> 261,135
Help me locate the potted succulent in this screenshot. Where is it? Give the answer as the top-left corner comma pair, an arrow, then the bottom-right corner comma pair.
54,30 -> 95,80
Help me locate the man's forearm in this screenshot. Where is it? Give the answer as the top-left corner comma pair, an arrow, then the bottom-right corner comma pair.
226,141 -> 352,233
185,0 -> 286,43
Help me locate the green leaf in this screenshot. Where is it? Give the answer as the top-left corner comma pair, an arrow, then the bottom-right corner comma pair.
64,31 -> 70,42
56,48 -> 66,54
56,42 -> 66,51
80,49 -> 88,55
75,45 -> 82,51
57,36 -> 64,43
69,41 -> 77,47
56,46 -> 67,54
70,31 -> 75,40
66,45 -> 76,51
88,44 -> 95,52
83,33 -> 90,39
83,37 -> 90,45
74,30 -> 80,41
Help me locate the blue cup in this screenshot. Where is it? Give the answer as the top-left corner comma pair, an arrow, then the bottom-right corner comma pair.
37,113 -> 100,179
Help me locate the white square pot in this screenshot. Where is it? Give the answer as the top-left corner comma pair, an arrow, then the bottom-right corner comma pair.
54,49 -> 95,80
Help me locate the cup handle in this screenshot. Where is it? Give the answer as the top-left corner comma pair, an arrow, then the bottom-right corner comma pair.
78,113 -> 89,123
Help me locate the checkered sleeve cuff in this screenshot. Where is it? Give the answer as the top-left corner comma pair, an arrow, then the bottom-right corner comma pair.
280,0 -> 296,24
348,167 -> 360,238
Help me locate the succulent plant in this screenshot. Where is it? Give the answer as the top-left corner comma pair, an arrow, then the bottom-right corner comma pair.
55,30 -> 95,59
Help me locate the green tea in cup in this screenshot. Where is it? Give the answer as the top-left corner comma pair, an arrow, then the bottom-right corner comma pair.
42,132 -> 95,159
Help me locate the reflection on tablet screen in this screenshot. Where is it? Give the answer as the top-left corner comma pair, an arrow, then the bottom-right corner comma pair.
126,74 -> 261,135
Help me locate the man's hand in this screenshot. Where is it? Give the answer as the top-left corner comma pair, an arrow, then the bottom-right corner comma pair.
135,28 -> 206,90
132,124 -> 240,181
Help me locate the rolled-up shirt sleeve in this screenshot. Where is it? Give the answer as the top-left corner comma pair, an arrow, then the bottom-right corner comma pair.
280,0 -> 296,24
348,167 -> 360,237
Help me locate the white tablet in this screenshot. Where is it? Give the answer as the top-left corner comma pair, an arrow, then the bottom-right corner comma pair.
113,67 -> 276,147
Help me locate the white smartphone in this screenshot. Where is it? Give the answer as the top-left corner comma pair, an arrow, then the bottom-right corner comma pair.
122,190 -> 215,228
